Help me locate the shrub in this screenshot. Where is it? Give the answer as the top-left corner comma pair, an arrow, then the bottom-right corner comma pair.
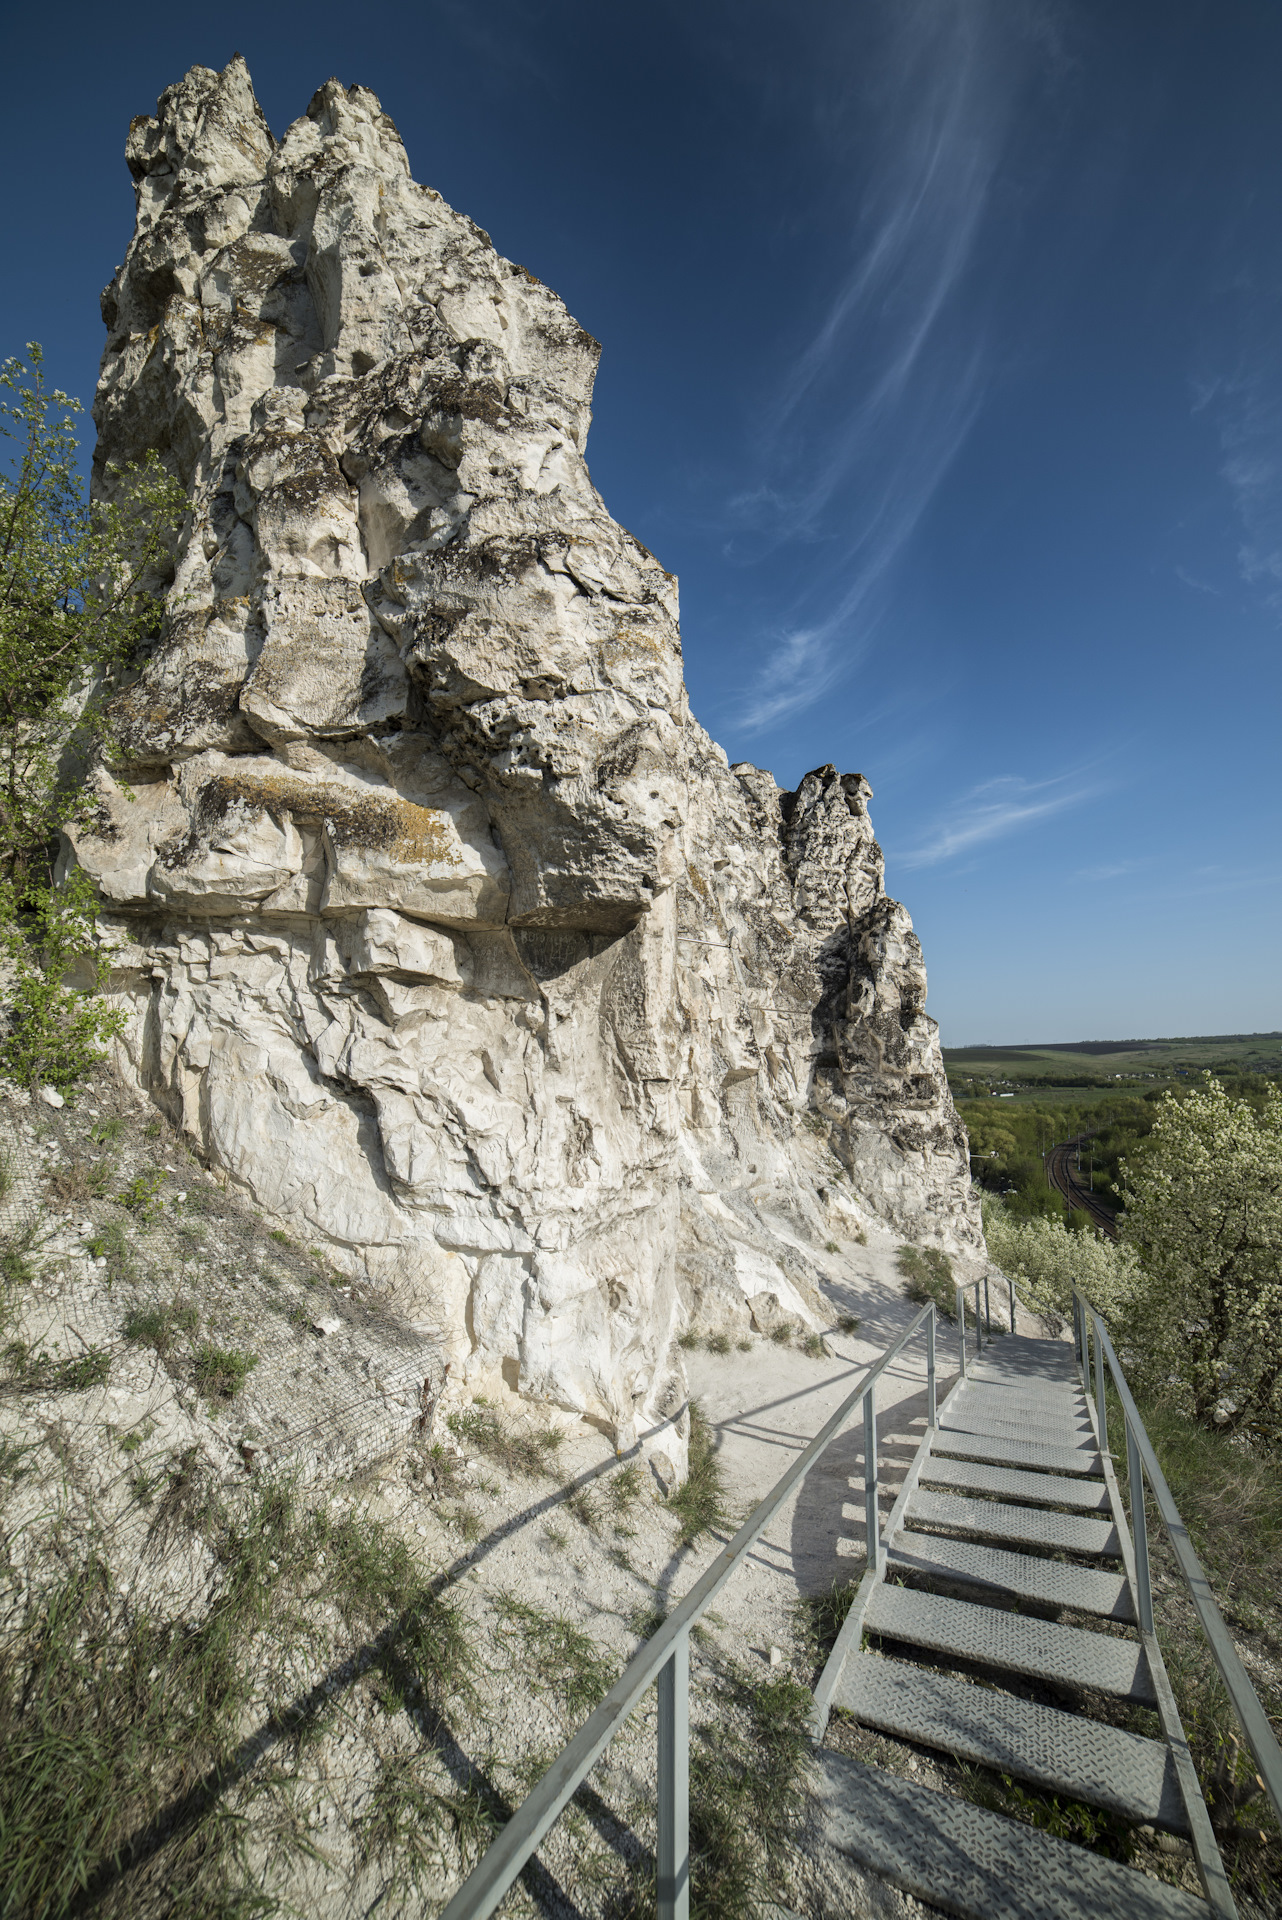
982,1199 -> 1141,1331
0,347 -> 184,1091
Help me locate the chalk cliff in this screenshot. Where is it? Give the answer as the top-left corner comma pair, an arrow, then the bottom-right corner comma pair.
75,58 -> 981,1469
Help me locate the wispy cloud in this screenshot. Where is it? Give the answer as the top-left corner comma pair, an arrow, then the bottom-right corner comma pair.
899,770 -> 1096,869
726,2 -> 1062,732
1174,565 -> 1221,596
1195,314 -> 1282,610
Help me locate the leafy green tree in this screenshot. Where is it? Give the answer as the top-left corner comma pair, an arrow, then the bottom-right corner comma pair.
1,344 -> 183,880
1119,1077 -> 1282,1441
0,345 -> 185,1087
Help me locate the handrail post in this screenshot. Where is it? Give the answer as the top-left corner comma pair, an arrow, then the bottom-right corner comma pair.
926,1306 -> 937,1428
864,1384 -> 881,1573
955,1284 -> 967,1379
1093,1311 -> 1108,1453
1126,1418 -> 1155,1637
1007,1276 -> 1015,1333
973,1281 -> 983,1354
983,1273 -> 991,1336
657,1628 -> 690,1920
1075,1292 -> 1087,1391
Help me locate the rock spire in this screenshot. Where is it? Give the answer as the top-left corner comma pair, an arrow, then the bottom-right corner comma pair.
75,58 -> 981,1469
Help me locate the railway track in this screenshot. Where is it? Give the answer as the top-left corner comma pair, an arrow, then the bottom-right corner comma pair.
1046,1135 -> 1119,1239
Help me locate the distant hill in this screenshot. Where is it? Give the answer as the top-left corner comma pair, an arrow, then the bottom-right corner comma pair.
943,1031 -> 1282,1091
951,1033 -> 1282,1056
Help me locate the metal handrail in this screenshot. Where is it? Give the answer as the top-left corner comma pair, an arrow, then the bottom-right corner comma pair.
1073,1288 -> 1282,1830
440,1300 -> 939,1920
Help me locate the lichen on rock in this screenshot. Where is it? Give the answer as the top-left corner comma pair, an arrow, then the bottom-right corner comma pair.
75,57 -> 982,1475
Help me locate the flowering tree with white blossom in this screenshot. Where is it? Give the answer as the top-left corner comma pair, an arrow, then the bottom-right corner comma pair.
1119,1076 -> 1282,1441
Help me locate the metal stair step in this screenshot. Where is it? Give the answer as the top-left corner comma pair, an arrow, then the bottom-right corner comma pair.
920,1454 -> 1112,1512
932,1429 -> 1104,1477
816,1753 -> 1208,1919
967,1336 -> 1078,1373
889,1530 -> 1134,1620
952,1398 -> 1089,1435
967,1360 -> 1080,1389
953,1391 -> 1093,1435
834,1653 -> 1186,1830
908,1489 -> 1121,1558
940,1410 -> 1097,1449
864,1583 -> 1154,1702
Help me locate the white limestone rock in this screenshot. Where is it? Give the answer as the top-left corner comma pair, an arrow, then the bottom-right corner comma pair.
79,59 -> 982,1470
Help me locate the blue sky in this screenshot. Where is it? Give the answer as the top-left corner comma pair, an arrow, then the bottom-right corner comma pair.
3,0 -> 1279,1045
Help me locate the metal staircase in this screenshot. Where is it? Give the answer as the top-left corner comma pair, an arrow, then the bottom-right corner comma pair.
811,1318 -> 1251,1919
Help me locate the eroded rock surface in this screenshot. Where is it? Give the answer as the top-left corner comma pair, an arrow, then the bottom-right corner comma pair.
75,58 -> 981,1466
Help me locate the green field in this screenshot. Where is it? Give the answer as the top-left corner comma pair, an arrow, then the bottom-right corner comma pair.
944,1031 -> 1282,1100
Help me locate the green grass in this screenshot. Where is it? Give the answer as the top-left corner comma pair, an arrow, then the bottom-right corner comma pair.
84,1220 -> 131,1274
797,1575 -> 860,1665
123,1296 -> 200,1358
115,1169 -> 166,1219
356,1754 -> 496,1905
666,1404 -> 729,1547
192,1343 -> 258,1401
0,1341 -> 111,1395
606,1462 -> 645,1520
705,1330 -> 731,1355
1109,1385 -> 1282,1908
446,1403 -> 563,1477
957,1764 -> 1137,1857
834,1314 -> 860,1335
0,1224 -> 37,1296
604,1660 -> 814,1919
492,1592 -> 615,1722
0,1476 -> 474,1919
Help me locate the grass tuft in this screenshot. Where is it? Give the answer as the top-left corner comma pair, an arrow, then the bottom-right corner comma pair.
1,1340 -> 111,1394
192,1343 -> 258,1401
446,1403 -> 563,1477
493,1592 -> 615,1722
666,1403 -> 729,1547
123,1296 -> 200,1358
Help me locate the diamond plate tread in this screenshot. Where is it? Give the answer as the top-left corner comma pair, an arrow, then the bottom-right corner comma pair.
971,1335 -> 1078,1364
955,1390 -> 1092,1431
864,1584 -> 1154,1702
920,1455 -> 1113,1513
963,1359 -> 1082,1388
932,1429 -> 1104,1477
889,1530 -> 1135,1620
908,1490 -> 1121,1558
954,1396 -> 1089,1431
835,1653 -> 1187,1830
816,1754 -> 1208,1919
940,1411 -> 1096,1450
